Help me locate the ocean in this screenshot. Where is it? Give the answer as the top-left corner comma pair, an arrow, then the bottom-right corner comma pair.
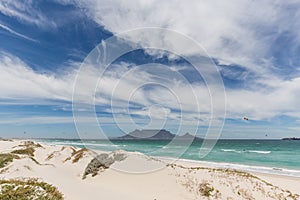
35,139 -> 300,177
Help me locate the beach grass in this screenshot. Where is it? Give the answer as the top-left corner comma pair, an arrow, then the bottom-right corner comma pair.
11,147 -> 35,157
0,154 -> 19,168
0,178 -> 63,200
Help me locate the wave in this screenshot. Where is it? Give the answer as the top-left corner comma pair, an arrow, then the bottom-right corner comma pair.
221,149 -> 242,153
36,140 -> 300,177
248,150 -> 271,154
39,141 -> 120,148
221,149 -> 271,154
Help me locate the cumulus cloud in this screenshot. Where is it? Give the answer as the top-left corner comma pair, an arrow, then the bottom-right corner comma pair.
58,0 -> 300,77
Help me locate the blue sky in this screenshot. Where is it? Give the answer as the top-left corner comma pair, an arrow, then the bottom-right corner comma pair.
0,0 -> 300,139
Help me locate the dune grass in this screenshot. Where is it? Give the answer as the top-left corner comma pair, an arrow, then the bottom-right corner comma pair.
0,153 -> 19,168
18,141 -> 43,148
0,178 -> 64,200
72,148 -> 88,163
11,147 -> 35,157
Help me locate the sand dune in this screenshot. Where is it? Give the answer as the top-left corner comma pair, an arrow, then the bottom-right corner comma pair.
0,140 -> 299,200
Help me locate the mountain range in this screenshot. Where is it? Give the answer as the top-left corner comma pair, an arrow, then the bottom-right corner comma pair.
113,129 -> 202,141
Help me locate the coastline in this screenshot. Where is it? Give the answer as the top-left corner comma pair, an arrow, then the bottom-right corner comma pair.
36,138 -> 300,178
34,138 -> 300,172
159,157 -> 300,178
0,139 -> 299,199
163,157 -> 300,195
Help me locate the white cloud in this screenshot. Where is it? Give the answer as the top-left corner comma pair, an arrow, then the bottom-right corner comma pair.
59,0 -> 300,76
2,50 -> 300,121
0,1 -> 299,139
94,62 -> 300,123
0,52 -> 75,101
1,49 -> 300,130
226,77 -> 300,119
0,1 -> 56,28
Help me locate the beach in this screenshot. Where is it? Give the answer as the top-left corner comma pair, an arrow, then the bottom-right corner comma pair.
0,139 -> 299,200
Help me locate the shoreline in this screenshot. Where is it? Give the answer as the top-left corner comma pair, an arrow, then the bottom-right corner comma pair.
159,156 -> 300,178
1,139 -> 299,199
38,139 -> 300,194
36,139 -> 300,178
166,157 -> 300,195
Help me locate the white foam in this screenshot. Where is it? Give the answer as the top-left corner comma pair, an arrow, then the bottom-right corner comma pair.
37,141 -> 119,148
221,149 -> 271,154
221,149 -> 242,153
248,150 -> 271,154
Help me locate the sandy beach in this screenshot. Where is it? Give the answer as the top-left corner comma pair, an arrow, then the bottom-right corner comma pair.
0,139 -> 299,200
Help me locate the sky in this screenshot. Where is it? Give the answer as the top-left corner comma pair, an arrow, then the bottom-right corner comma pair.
0,0 -> 300,139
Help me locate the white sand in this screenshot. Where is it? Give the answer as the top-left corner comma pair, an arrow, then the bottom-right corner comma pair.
0,139 -> 299,200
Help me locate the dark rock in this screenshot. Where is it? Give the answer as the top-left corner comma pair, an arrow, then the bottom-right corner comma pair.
82,152 -> 127,179
113,153 -> 126,162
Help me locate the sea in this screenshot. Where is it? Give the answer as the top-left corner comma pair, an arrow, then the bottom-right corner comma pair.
35,139 -> 300,177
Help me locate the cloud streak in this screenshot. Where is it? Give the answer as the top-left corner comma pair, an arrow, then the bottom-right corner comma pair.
0,22 -> 38,42
1,51 -> 300,123
1,0 -> 300,136
57,0 -> 300,97
0,1 -> 56,28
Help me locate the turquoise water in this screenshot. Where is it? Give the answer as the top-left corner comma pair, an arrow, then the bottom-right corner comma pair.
36,139 -> 300,177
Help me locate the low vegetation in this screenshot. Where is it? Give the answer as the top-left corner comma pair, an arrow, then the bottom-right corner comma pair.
46,153 -> 55,161
0,154 -> 19,168
72,148 -> 88,163
0,138 -> 13,142
0,178 -> 64,200
11,147 -> 35,157
198,181 -> 217,197
63,148 -> 89,163
18,141 -> 43,148
169,163 -> 299,200
11,141 -> 43,157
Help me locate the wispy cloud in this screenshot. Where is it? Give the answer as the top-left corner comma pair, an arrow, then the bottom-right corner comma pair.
0,1 -> 56,28
1,51 -> 300,123
1,0 -> 300,131
59,0 -> 300,82
0,22 -> 38,42
0,52 -> 75,101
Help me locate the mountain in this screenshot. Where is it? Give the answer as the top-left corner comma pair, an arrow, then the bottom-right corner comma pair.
117,129 -> 174,140
176,132 -> 201,140
114,129 -> 202,141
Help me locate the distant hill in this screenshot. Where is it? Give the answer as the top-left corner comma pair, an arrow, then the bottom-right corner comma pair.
282,137 -> 300,140
114,129 -> 202,141
177,132 -> 201,140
